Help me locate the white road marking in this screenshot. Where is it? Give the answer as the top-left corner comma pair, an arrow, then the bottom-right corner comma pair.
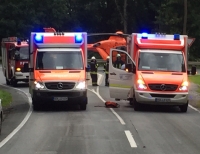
0,84 -> 32,148
124,130 -> 137,148
189,104 -> 200,113
88,73 -> 126,125
88,88 -> 126,125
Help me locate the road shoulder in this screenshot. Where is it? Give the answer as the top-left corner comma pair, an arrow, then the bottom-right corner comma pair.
0,85 -> 29,142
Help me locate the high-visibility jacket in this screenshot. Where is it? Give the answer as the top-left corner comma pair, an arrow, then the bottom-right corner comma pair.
104,62 -> 109,74
90,60 -> 98,74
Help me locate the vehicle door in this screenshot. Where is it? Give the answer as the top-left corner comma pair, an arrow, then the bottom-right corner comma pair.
109,49 -> 136,99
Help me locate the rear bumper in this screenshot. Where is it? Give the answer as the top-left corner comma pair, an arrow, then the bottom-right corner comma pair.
135,90 -> 188,105
32,89 -> 87,104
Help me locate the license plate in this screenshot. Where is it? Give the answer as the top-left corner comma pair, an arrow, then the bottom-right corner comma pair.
53,97 -> 68,101
155,98 -> 170,102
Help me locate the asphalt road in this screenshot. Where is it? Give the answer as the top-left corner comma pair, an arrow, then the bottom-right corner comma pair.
0,65 -> 200,153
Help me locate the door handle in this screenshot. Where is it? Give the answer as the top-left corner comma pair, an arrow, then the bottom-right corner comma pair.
110,72 -> 116,75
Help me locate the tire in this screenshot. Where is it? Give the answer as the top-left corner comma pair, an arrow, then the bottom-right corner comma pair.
179,102 -> 188,113
10,73 -> 17,87
133,98 -> 140,111
129,98 -> 133,105
80,97 -> 87,110
6,78 -> 10,85
80,104 -> 87,110
32,98 -> 40,111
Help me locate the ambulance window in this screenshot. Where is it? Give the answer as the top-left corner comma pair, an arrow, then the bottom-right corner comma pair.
138,50 -> 186,72
112,50 -> 132,71
36,50 -> 84,70
14,47 -> 29,60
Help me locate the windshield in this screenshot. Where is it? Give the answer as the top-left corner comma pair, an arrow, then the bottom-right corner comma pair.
138,50 -> 186,72
35,50 -> 84,70
15,46 -> 29,60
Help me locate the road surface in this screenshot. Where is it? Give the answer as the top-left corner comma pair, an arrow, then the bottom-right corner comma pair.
0,65 -> 200,153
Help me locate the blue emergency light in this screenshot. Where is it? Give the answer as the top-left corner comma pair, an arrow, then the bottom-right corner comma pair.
17,39 -> 21,45
174,34 -> 180,40
75,34 -> 83,43
34,34 -> 43,43
141,33 -> 148,39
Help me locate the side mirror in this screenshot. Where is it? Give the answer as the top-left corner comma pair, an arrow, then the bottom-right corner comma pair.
23,63 -> 29,72
125,63 -> 136,73
191,66 -> 196,75
15,54 -> 20,60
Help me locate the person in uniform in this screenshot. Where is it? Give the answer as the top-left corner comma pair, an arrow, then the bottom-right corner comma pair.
90,56 -> 99,86
113,54 -> 124,69
104,56 -> 110,86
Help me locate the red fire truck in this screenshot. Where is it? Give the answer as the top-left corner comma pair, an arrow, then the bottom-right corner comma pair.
1,37 -> 29,86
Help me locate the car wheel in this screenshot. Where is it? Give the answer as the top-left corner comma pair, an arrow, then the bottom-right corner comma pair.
80,104 -> 87,110
32,98 -> 40,111
179,102 -> 188,113
133,98 -> 140,111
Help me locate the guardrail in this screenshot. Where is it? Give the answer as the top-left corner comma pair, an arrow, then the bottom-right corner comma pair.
90,59 -> 200,66
0,56 -> 200,65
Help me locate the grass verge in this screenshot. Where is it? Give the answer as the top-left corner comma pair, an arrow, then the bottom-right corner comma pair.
188,75 -> 200,108
188,75 -> 200,85
0,89 -> 12,108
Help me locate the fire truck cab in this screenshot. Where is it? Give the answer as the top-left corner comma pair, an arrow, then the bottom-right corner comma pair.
109,33 -> 189,112
29,30 -> 88,110
1,37 -> 29,86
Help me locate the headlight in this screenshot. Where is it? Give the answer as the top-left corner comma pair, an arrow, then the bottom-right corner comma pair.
179,81 -> 188,91
34,81 -> 45,89
16,68 -> 21,71
76,81 -> 86,89
137,79 -> 147,90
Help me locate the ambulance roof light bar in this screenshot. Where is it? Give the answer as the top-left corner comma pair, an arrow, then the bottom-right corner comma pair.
174,34 -> 180,40
34,34 -> 43,43
75,34 -> 83,43
140,32 -> 180,40
33,33 -> 83,44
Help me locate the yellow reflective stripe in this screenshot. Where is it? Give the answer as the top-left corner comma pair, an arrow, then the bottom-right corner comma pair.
110,84 -> 131,88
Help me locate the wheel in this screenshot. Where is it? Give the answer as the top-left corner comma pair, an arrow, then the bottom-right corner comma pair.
115,99 -> 120,101
179,102 -> 188,113
129,98 -> 133,105
133,98 -> 140,111
10,73 -> 17,87
32,98 -> 40,111
80,104 -> 87,110
80,97 -> 87,110
6,78 -> 10,85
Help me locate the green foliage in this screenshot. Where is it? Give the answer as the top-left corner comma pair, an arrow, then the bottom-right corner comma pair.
0,0 -> 200,59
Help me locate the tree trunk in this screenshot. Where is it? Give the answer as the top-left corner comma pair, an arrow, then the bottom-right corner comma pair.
183,0 -> 187,34
123,0 -> 127,33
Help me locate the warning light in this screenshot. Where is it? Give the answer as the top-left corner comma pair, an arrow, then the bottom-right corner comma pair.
34,34 -> 43,43
75,34 -> 83,43
141,33 -> 148,39
174,34 -> 180,40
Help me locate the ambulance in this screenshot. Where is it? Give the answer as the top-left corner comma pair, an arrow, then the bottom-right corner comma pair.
109,33 -> 189,112
29,29 -> 89,110
1,37 -> 29,86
